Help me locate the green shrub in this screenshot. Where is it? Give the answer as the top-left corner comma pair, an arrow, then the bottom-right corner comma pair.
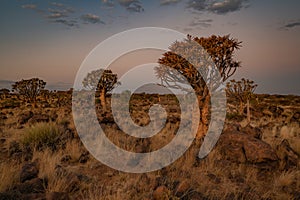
22,122 -> 60,150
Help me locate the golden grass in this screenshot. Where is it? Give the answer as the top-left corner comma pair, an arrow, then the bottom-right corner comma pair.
0,161 -> 21,192
22,122 -> 60,149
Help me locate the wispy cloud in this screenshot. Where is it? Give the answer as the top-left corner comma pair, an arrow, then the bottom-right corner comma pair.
209,0 -> 245,14
81,14 -> 105,24
47,13 -> 67,19
189,19 -> 212,27
51,19 -> 79,28
160,0 -> 182,6
186,0 -> 207,11
118,0 -> 144,12
102,0 -> 115,9
21,2 -> 81,28
21,4 -> 37,9
50,2 -> 65,8
187,0 -> 249,14
284,22 -> 300,29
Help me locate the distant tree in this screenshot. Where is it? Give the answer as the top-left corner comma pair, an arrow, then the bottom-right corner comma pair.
156,34 -> 242,137
12,78 -> 46,107
0,88 -> 10,99
226,78 -> 257,123
82,69 -> 120,110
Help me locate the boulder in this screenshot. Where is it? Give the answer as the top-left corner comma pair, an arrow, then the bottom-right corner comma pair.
217,130 -> 278,168
14,178 -> 45,194
241,124 -> 262,139
20,162 -> 39,183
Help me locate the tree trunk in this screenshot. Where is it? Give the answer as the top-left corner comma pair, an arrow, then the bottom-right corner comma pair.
246,98 -> 250,123
100,90 -> 107,111
196,94 -> 210,139
239,101 -> 244,115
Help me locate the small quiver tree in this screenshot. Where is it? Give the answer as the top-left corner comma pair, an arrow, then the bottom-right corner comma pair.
226,78 -> 257,123
82,69 -> 120,111
12,78 -> 46,107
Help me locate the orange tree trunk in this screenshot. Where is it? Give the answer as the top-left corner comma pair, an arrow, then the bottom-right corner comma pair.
100,89 -> 107,111
246,98 -> 250,123
196,92 -> 211,139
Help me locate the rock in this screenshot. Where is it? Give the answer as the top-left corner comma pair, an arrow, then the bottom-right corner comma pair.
0,112 -> 7,120
20,162 -> 39,183
290,111 -> 300,123
14,178 -> 45,194
276,139 -> 299,170
46,192 -> 70,200
8,141 -> 22,156
175,180 -> 191,196
217,130 -> 278,168
0,191 -> 21,200
0,138 -> 5,144
18,111 -> 33,124
223,123 -> 241,132
241,124 -> 262,139
28,114 -> 50,124
206,173 -> 221,184
78,151 -> 89,163
61,155 -> 72,163
152,186 -> 170,200
269,105 -> 283,118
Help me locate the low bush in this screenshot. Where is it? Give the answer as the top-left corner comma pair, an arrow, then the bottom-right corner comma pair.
22,122 -> 60,150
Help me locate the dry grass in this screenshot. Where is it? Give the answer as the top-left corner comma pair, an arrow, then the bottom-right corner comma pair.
22,122 -> 60,149
62,140 -> 83,162
0,161 -> 21,192
273,170 -> 300,190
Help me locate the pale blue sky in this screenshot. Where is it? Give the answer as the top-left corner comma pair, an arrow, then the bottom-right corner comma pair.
0,0 -> 299,94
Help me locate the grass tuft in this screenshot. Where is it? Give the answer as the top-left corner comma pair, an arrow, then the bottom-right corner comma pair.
22,122 -> 60,150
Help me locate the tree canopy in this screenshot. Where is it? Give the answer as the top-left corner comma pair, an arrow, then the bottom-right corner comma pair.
12,78 -> 46,104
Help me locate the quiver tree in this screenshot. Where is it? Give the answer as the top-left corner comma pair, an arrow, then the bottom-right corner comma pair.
12,78 -> 46,107
156,34 -> 241,137
226,78 -> 257,123
82,69 -> 120,111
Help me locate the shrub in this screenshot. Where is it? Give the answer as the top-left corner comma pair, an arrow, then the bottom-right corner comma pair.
22,122 -> 60,150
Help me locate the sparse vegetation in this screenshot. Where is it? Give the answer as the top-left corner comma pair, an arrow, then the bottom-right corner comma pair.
22,122 -> 60,150
82,69 -> 120,111
0,36 -> 299,200
156,34 -> 242,137
226,78 -> 257,123
12,78 -> 46,107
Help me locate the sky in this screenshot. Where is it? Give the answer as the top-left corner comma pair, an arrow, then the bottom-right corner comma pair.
0,0 -> 299,94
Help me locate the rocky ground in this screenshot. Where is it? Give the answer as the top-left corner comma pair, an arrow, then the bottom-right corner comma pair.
0,93 -> 299,200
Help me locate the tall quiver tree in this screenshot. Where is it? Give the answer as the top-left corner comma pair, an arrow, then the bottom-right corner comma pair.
226,78 -> 257,123
82,69 -> 120,111
156,35 -> 242,137
12,78 -> 46,107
